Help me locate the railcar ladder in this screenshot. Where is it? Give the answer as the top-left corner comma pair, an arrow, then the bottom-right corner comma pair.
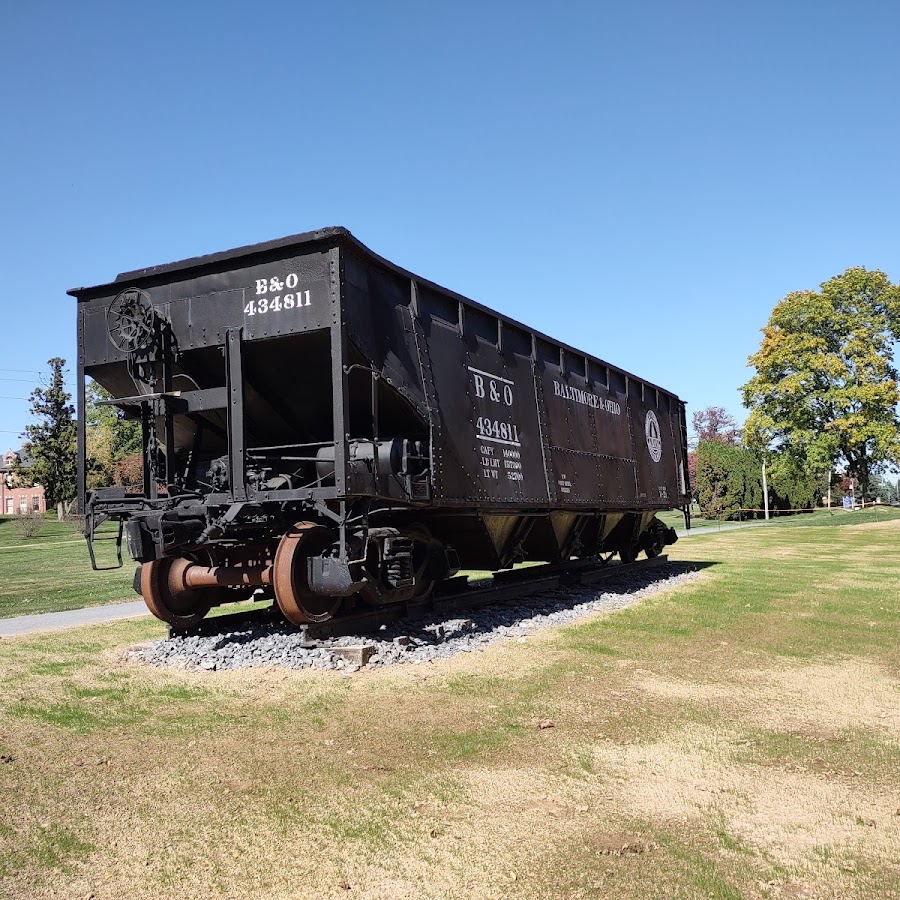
86,513 -> 124,571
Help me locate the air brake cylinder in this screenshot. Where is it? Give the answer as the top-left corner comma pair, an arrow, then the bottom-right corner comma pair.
315,438 -> 429,486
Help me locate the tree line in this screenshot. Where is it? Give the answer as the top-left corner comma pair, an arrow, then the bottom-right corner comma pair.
695,266 -> 900,519
689,406 -> 867,520
693,425 -> 900,520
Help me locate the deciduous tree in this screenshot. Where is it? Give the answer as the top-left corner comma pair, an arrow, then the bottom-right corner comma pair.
687,406 -> 741,502
85,381 -> 141,489
691,406 -> 741,446
687,450 -> 698,499
742,267 -> 900,500
766,455 -> 821,512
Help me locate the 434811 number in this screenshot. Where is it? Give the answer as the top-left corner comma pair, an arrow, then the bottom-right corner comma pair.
476,417 -> 521,446
244,290 -> 311,316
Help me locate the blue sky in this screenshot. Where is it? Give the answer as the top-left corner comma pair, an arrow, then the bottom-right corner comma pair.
2,0 -> 899,446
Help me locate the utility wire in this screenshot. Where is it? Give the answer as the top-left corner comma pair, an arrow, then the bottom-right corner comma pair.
0,378 -> 75,387
0,369 -> 74,379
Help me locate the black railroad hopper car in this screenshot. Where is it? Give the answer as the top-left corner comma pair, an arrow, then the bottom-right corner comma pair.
71,227 -> 690,628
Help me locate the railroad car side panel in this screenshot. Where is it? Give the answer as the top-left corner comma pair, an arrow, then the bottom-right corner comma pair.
418,287 -> 548,505
341,251 -> 428,417
535,342 -> 639,507
627,388 -> 682,508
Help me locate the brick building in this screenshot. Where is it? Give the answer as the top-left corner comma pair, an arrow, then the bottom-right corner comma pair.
1,448 -> 46,516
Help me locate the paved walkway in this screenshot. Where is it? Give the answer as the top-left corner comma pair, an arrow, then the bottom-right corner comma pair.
0,601 -> 149,639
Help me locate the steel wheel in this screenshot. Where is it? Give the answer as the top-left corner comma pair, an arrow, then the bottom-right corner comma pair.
357,526 -> 436,607
619,542 -> 638,564
140,557 -> 212,627
273,522 -> 342,625
643,519 -> 669,559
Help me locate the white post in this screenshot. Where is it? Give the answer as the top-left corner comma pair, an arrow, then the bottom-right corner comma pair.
762,458 -> 769,520
827,468 -> 831,509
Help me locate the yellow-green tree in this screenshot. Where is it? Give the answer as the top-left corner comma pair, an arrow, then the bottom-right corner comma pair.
742,268 -> 900,500
85,381 -> 142,489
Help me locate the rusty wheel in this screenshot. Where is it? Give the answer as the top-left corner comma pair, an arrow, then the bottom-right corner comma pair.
273,522 -> 342,625
140,557 -> 212,627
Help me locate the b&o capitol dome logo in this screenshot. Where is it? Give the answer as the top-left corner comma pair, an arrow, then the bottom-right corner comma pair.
645,410 -> 662,463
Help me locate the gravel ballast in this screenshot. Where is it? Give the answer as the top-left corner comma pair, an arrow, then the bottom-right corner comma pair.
124,563 -> 701,673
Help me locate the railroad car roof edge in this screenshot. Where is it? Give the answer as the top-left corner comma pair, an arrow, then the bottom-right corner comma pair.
68,225 -> 686,403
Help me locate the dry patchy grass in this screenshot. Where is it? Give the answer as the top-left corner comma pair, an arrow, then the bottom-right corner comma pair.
1,521 -> 899,898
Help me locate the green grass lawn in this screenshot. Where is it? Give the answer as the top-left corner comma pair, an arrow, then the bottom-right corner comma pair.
0,514 -> 85,545
0,515 -> 135,618
0,514 -> 898,898
758,504 -> 900,527
657,507 -> 718,529
658,503 -> 900,532
3,503 -> 900,621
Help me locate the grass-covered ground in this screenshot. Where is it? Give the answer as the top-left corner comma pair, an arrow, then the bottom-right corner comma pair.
5,505 -> 898,622
657,506 -> 720,530
657,503 -> 900,532
0,516 -> 898,898
0,516 -> 134,618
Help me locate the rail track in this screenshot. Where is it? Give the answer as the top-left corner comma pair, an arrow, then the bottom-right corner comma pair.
168,555 -> 669,642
